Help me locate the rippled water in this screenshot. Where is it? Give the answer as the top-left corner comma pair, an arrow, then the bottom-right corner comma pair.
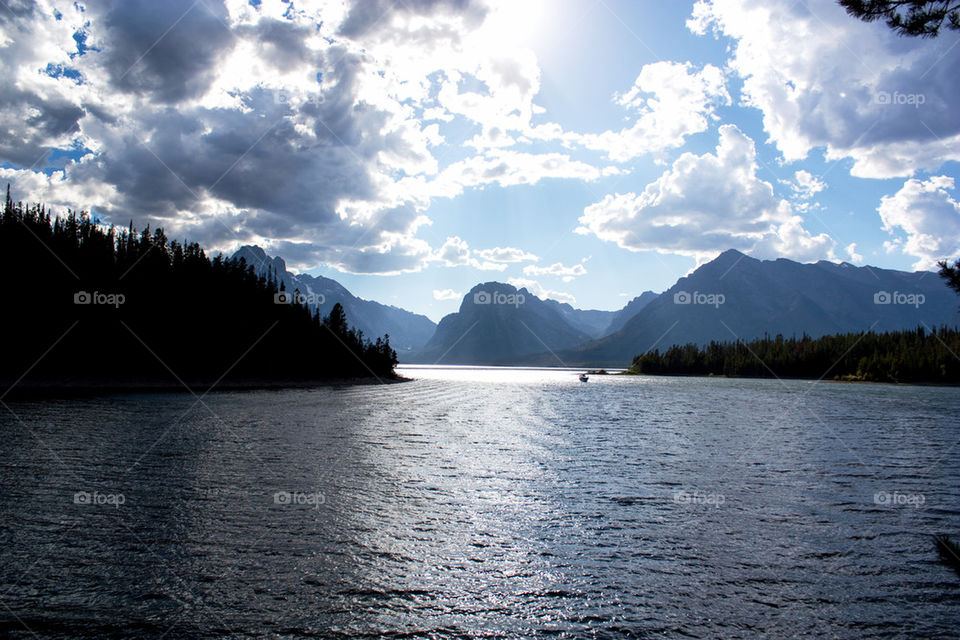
1,367 -> 959,638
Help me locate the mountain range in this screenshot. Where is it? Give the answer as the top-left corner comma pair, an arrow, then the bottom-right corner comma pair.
232,246 -> 649,355
552,249 -> 960,366
411,249 -> 960,366
233,246 -> 960,367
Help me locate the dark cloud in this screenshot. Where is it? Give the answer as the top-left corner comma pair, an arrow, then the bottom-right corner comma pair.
88,0 -> 234,103
0,88 -> 84,165
271,238 -> 429,275
238,18 -> 314,71
0,0 -> 487,274
0,0 -> 36,23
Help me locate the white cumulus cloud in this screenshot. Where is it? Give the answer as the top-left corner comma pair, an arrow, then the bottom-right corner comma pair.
575,61 -> 729,162
878,175 -> 960,270
433,288 -> 462,301
431,236 -> 519,271
576,125 -> 835,262
688,0 -> 960,178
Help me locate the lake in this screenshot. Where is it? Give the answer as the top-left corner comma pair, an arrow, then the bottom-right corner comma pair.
1,366 -> 959,638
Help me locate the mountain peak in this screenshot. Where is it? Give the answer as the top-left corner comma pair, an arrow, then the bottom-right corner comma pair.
705,248 -> 750,266
468,281 -> 520,294
233,245 -> 286,276
413,282 -> 589,364
235,244 -> 267,262
461,282 -> 529,310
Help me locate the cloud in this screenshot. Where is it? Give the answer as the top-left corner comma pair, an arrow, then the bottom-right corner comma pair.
428,149 -> 617,199
506,277 -> 575,305
0,0 -> 87,166
788,170 -> 825,200
337,0 -> 487,43
749,213 -> 837,263
88,0 -> 235,104
522,261 -> 587,282
431,236 -> 509,271
574,61 -> 730,162
433,288 -> 462,301
689,0 -> 960,178
878,175 -> 960,269
473,246 -> 539,263
0,0 -> 605,277
576,125 -> 835,262
781,169 -> 826,213
845,242 -> 863,264
0,1 -> 441,274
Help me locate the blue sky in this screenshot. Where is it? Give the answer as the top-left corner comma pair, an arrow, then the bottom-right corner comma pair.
2,0 -> 959,322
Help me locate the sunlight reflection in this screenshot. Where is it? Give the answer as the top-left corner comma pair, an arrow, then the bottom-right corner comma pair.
397,365 -> 624,385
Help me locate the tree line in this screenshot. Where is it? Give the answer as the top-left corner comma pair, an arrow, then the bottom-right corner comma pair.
0,188 -> 398,387
628,327 -> 960,383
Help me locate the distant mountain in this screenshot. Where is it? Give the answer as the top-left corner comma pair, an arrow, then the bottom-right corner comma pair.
556,249 -> 960,366
232,246 -> 436,353
540,300 -> 616,339
604,291 -> 659,335
410,282 -> 592,364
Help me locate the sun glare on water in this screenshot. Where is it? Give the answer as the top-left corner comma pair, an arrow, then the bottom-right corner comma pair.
398,365 -> 610,385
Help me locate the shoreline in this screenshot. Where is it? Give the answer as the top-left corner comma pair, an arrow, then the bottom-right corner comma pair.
1,374 -> 411,400
618,370 -> 960,387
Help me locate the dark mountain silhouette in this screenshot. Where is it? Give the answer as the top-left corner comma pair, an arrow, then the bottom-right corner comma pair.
604,291 -> 659,335
232,246 -> 436,353
410,282 -> 591,364
555,249 -> 960,366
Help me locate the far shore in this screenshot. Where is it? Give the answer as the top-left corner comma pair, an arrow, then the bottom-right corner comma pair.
618,369 -> 960,387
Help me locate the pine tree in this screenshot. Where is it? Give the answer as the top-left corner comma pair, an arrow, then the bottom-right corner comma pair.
326,303 -> 348,336
840,0 -> 960,37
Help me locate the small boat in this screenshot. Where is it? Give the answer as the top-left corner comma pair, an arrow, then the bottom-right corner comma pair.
579,373 -> 589,382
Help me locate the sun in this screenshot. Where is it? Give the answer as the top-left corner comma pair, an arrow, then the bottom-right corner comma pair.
484,0 -> 556,48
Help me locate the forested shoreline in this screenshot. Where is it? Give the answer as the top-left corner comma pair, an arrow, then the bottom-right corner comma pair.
628,327 -> 960,384
0,190 -> 398,389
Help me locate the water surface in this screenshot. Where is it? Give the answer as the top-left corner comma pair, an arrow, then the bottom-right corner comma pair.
1,367 -> 959,638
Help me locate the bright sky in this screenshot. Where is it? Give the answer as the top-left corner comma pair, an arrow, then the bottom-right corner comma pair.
2,0 -> 959,322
